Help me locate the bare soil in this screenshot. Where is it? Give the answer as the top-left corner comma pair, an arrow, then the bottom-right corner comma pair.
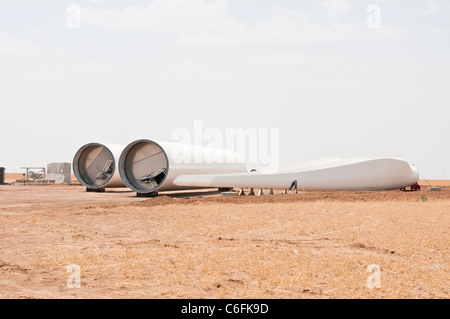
0,182 -> 448,299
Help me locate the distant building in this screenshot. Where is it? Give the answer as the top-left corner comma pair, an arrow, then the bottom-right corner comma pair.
47,163 -> 71,184
0,167 -> 5,184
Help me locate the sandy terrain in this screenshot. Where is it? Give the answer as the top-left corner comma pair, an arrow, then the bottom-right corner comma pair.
3,173 -> 26,184
0,182 -> 448,299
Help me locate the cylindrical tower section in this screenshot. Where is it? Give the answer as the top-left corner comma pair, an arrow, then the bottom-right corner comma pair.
119,139 -> 247,194
73,143 -> 125,190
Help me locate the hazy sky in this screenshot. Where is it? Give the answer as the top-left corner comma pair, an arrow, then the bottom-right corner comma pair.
0,0 -> 449,178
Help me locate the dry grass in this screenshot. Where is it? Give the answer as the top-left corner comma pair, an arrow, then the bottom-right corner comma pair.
0,186 -> 448,299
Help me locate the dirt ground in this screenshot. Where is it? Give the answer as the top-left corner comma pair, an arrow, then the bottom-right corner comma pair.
0,182 -> 448,299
